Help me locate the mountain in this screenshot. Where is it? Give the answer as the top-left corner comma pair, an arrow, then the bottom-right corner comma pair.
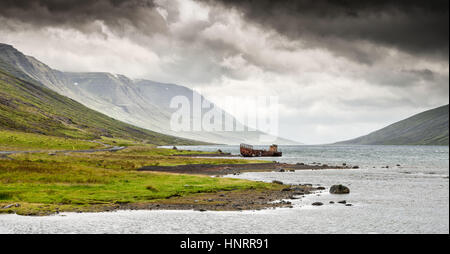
0,56 -> 204,145
336,104 -> 449,146
0,44 -> 296,145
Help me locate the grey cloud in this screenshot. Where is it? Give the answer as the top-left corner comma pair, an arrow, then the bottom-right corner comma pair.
0,0 -> 168,36
198,0 -> 449,62
402,69 -> 436,81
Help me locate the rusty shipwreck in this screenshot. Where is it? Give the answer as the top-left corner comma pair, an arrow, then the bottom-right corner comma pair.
240,144 -> 282,157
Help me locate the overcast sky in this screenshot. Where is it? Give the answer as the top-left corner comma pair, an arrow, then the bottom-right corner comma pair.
0,0 -> 448,144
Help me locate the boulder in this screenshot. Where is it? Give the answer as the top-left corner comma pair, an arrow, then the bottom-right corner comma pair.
337,200 -> 347,204
329,185 -> 350,194
272,180 -> 284,185
312,202 -> 323,206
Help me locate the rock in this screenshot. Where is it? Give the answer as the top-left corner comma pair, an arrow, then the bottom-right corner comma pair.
329,184 -> 350,194
342,163 -> 347,166
198,209 -> 207,212
289,170 -> 295,172
272,180 -> 283,185
279,169 -> 286,172
337,200 -> 347,204
289,196 -> 300,200
396,164 -> 401,167
217,149 -> 223,153
317,187 -> 326,190
297,163 -> 305,166
172,146 -> 178,150
281,188 -> 291,192
48,153 -> 56,156
346,204 -> 353,207
258,197 -> 265,200
322,164 -> 328,167
352,166 -> 360,169
329,201 -> 335,204
312,202 -> 323,206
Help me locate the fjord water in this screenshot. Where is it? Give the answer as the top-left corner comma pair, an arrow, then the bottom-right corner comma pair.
0,145 -> 448,234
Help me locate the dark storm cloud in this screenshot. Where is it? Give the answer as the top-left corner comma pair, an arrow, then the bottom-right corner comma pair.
0,0 -> 167,35
199,0 -> 449,61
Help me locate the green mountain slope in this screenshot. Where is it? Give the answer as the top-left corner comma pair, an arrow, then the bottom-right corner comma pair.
336,105 -> 449,146
0,60 -> 203,146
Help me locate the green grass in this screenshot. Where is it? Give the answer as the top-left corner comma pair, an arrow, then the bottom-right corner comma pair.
0,130 -> 102,151
0,146 -> 273,215
9,146 -> 264,170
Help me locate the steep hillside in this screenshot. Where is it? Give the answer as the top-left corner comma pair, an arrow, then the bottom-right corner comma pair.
336,105 -> 449,146
0,60 -> 204,145
0,43 -> 296,145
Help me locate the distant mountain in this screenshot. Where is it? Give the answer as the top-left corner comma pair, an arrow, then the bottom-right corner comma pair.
0,56 -> 204,145
0,43 -> 296,145
336,105 -> 449,146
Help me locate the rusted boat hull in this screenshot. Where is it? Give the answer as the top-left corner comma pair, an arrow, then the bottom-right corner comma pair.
240,144 -> 282,157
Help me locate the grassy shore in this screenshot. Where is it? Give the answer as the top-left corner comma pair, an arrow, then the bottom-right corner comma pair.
0,130 -> 104,151
0,144 -> 281,216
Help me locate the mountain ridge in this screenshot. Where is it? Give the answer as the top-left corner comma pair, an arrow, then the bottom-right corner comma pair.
0,56 -> 205,145
336,104 -> 449,146
0,43 -> 297,145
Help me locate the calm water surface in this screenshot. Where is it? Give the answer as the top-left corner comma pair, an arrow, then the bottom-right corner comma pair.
1,145 -> 448,234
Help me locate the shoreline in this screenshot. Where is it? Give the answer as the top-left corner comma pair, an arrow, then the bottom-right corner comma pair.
0,183 -> 323,216
138,162 -> 355,175
0,147 -> 349,217
97,184 -> 321,213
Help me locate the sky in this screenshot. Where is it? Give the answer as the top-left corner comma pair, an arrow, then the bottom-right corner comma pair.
0,0 -> 448,144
